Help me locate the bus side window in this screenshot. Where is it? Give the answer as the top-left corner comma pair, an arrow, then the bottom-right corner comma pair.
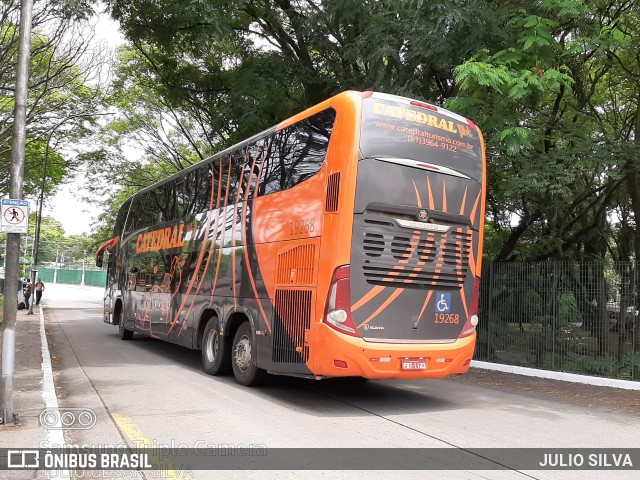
257,109 -> 336,197
226,148 -> 246,201
125,195 -> 143,234
219,155 -> 232,203
258,135 -> 280,196
239,142 -> 263,199
114,198 -> 131,236
191,164 -> 214,214
210,162 -> 220,204
147,188 -> 166,225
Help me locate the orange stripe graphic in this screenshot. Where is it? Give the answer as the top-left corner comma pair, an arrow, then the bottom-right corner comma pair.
460,286 -> 469,320
352,285 -> 386,312
179,164 -> 221,334
470,191 -> 481,226
170,162 -> 218,334
442,180 -> 448,213
241,140 -> 272,333
231,148 -> 250,309
209,156 -> 233,303
467,232 -> 476,280
426,176 -> 435,209
459,186 -> 468,216
415,291 -> 433,327
411,179 -> 422,208
357,288 -> 405,328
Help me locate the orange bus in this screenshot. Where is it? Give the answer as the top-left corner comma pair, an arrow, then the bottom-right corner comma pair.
96,91 -> 486,386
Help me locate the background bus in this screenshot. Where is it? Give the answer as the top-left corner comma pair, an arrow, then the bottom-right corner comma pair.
96,90 -> 486,386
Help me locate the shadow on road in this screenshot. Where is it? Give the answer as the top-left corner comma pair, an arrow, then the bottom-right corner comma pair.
91,330 -> 461,417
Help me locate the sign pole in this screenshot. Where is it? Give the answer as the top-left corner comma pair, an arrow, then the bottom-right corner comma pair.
0,0 -> 33,426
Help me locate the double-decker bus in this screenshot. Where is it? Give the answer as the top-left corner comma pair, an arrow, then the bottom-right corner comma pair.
96,91 -> 486,386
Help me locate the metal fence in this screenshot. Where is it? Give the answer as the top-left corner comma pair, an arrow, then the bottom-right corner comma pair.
36,268 -> 107,287
475,262 -> 640,381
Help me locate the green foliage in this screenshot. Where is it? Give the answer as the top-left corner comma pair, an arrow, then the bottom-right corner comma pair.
0,0 -> 107,199
103,0 -> 506,155
564,353 -> 619,376
92,0 -> 640,265
450,0 -> 640,262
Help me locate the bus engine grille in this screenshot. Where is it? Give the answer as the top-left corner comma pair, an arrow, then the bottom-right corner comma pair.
272,289 -> 312,363
361,227 -> 472,289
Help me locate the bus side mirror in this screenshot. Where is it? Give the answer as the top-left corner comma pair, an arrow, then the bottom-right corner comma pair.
96,252 -> 104,268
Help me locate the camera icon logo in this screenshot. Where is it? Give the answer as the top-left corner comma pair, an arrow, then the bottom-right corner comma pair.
39,407 -> 97,430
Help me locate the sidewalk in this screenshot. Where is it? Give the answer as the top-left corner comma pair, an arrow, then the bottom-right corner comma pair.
0,304 -> 52,479
0,284 -> 133,479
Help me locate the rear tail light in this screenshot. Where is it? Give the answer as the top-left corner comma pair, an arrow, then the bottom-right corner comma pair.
460,276 -> 481,338
322,265 -> 360,337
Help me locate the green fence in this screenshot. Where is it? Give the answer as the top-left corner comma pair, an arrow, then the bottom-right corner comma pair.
84,270 -> 107,287
475,262 -> 640,381
34,268 -> 106,287
37,269 -> 55,283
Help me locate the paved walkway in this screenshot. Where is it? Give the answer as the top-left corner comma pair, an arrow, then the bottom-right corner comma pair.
0,303 -> 50,479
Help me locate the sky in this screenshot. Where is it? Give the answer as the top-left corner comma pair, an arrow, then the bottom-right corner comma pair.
43,4 -> 124,236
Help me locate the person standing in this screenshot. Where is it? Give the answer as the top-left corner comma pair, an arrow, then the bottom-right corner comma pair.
35,278 -> 45,305
23,279 -> 32,309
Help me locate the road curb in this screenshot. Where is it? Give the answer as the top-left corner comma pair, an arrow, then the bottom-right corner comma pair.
471,360 -> 640,391
40,305 -> 71,477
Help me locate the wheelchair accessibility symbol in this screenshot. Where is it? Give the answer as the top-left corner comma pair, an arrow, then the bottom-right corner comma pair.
435,292 -> 451,313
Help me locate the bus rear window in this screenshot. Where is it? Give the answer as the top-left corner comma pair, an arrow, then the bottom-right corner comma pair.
360,98 -> 483,182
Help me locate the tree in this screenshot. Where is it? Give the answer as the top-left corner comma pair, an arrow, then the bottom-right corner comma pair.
450,0 -> 640,263
0,0 -> 108,197
103,0 -> 505,146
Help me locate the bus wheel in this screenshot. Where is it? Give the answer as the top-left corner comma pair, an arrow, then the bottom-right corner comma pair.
117,310 -> 133,340
231,322 -> 264,386
202,318 -> 231,375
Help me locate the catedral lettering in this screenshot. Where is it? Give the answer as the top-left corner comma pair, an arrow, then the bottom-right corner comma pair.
373,101 -> 459,133
136,224 -> 185,254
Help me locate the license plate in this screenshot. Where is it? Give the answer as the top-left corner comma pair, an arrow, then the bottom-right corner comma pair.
401,359 -> 427,370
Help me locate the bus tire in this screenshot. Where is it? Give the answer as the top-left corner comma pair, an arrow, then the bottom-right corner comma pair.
231,322 -> 265,386
202,318 -> 231,375
117,309 -> 133,340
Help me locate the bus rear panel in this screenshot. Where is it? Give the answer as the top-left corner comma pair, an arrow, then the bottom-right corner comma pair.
315,93 -> 485,379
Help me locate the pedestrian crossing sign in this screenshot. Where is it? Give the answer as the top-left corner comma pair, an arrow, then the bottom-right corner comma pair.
1,198 -> 29,233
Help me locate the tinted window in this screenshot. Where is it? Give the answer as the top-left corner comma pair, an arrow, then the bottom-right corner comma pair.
126,191 -> 159,233
113,199 -> 131,237
240,141 -> 265,199
187,164 -> 214,215
360,99 -> 483,181
259,108 -> 335,196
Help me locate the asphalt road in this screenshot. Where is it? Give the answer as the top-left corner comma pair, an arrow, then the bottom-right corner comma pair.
42,283 -> 640,480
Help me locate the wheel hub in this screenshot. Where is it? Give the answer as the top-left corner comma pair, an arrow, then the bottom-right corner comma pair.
205,329 -> 219,363
234,336 -> 251,372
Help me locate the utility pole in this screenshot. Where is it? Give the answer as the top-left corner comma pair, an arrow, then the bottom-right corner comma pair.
81,249 -> 86,286
1,0 -> 34,426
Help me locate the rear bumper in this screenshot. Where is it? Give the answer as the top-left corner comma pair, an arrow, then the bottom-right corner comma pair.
313,324 -> 476,379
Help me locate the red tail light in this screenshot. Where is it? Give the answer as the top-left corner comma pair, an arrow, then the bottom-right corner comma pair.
322,265 -> 360,337
460,276 -> 480,338
410,100 -> 438,111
